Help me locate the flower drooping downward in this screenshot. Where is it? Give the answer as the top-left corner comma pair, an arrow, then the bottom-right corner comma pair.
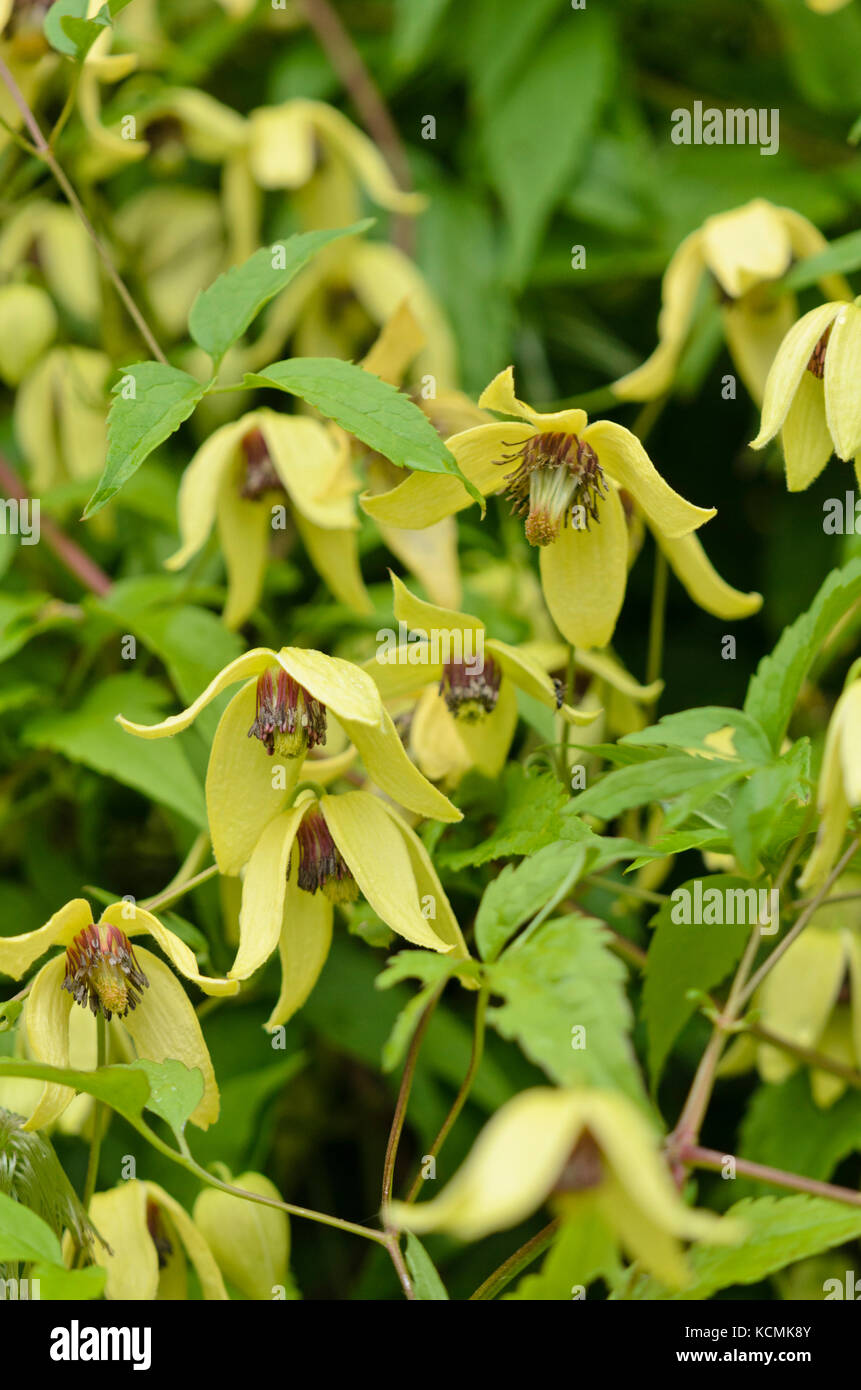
248,669 -> 328,758
295,809 -> 358,904
62,923 -> 149,1022
441,654 -> 502,722
238,426 -> 284,500
497,431 -> 608,546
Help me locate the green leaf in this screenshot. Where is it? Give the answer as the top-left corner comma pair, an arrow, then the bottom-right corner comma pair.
744,557 -> 861,750
442,767 -> 568,870
404,1233 -> 449,1300
486,913 -> 647,1106
188,221 -> 373,366
623,707 -> 772,764
631,1195 -> 861,1300
0,1190 -> 62,1266
482,11 -> 614,281
392,0 -> 453,68
31,1264 -> 107,1300
572,754 -> 751,821
506,1211 -> 618,1301
84,363 -> 207,518
244,357 -> 483,505
729,757 -> 803,876
475,841 -> 587,962
643,876 -> 752,1088
783,228 -> 861,291
0,1057 -> 201,1142
737,1073 -> 861,1197
21,673 -> 206,828
376,952 -> 481,1071
129,1059 -> 204,1144
43,0 -> 89,56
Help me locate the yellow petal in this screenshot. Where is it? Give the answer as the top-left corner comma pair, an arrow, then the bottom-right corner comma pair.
192,1173 -> 288,1299
539,486 -> 628,649
218,488 -> 270,629
116,650 -> 273,738
780,369 -> 832,490
656,531 -> 763,619
348,241 -> 457,387
595,1176 -> 690,1288
100,903 -> 239,997
232,804 -> 308,979
364,649 -> 443,702
410,688 -> 473,786
341,707 -> 462,821
146,1181 -> 228,1299
275,647 -> 383,726
0,284 -> 57,386
259,412 -> 358,529
376,801 -> 470,958
378,516 -> 462,610
167,417 -> 248,570
294,515 -> 372,615
266,871 -> 333,1029
450,676 -> 519,778
752,301 -> 842,448
574,648 -> 663,703
207,678 -> 301,875
0,898 -> 91,980
722,294 -> 796,406
584,421 -> 714,538
362,300 -> 426,384
486,637 -> 600,724
837,680 -> 861,805
22,957 -> 76,1131
824,303 -> 861,461
702,200 -> 792,299
809,1009 -> 854,1108
321,791 -> 453,950
478,367 -> 589,436
89,1183 -> 159,1301
121,947 -> 220,1128
361,421 -> 531,529
613,230 -> 704,400
390,571 -> 482,637
781,206 -> 851,303
756,928 -> 846,1080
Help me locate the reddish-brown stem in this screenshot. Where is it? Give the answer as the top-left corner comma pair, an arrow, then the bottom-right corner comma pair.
0,456 -> 112,596
682,1144 -> 861,1209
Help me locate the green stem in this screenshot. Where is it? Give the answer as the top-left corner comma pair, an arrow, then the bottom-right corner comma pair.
78,1015 -> 108,1254
141,863 -> 219,913
645,546 -> 668,696
469,1220 -> 560,1301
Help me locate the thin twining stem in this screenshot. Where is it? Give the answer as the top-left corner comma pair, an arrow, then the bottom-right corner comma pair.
0,55 -> 167,365
682,1145 -> 861,1209
470,1220 -> 560,1301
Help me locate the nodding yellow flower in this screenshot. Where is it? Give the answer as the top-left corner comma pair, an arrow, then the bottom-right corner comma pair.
233,786 -> 469,1030
0,900 -> 238,1132
366,573 -> 599,784
798,676 -> 861,892
360,302 -> 488,610
0,284 -> 56,386
613,200 -> 849,405
165,407 -> 370,629
751,299 -> 861,491
117,646 -> 461,877
363,367 -> 730,650
15,347 -> 109,494
88,1180 -> 228,1301
386,1087 -> 742,1288
77,78 -> 246,180
0,200 -> 101,322
720,880 -> 861,1108
193,1173 -> 290,1300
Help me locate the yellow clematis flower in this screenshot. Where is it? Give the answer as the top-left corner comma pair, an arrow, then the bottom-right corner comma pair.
751,298 -> 861,491
613,199 -> 849,404
360,302 -> 487,609
366,573 -> 599,784
77,77 -> 246,181
165,407 -> 370,629
15,347 -> 109,493
114,187 -> 226,341
386,1087 -> 742,1288
193,1173 -> 289,1300
719,882 -> 861,1108
235,786 -> 469,1029
363,367 -> 720,649
798,676 -> 861,891
0,900 -> 238,1131
117,646 -> 461,877
0,283 -> 56,386
88,1180 -> 227,1300
0,200 -> 101,322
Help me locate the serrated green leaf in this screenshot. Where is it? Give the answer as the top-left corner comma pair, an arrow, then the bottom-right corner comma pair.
643,876 -> 752,1088
0,1057 -> 202,1142
486,913 -> 647,1107
744,557 -> 861,751
43,0 -> 89,56
244,357 -> 483,505
21,673 -> 206,828
623,707 -> 772,764
30,1263 -> 107,1300
129,1058 -> 203,1144
404,1232 -> 449,1300
0,1190 -> 62,1266
630,1195 -> 861,1300
475,841 -> 586,962
442,767 -> 568,870
729,759 -> 803,875
189,221 -> 373,365
572,754 -> 748,821
84,363 -> 206,518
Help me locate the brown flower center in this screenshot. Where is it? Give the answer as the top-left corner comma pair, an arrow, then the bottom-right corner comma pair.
553,1131 -> 605,1194
496,432 -> 607,547
294,810 -> 358,904
441,654 -> 502,722
248,669 -> 327,758
807,325 -> 832,380
62,925 -> 149,1022
239,428 -> 285,501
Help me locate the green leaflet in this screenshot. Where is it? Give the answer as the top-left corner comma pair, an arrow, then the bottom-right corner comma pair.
486,913 -> 648,1108
622,706 -> 772,764
84,363 -> 207,518
629,1195 -> 861,1300
643,875 -> 753,1088
21,672 -> 206,828
244,357 -> 483,505
440,766 -> 568,870
474,841 -> 588,962
44,0 -> 134,59
0,1189 -> 63,1265
404,1233 -> 449,1300
783,227 -> 861,291
744,556 -> 861,751
572,753 -> 753,821
188,221 -> 373,366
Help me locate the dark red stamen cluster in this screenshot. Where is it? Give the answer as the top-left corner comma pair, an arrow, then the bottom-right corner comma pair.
294,810 -> 358,903
441,654 -> 501,721
239,428 -> 284,500
62,924 -> 149,1022
807,325 -> 832,380
248,669 -> 328,757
